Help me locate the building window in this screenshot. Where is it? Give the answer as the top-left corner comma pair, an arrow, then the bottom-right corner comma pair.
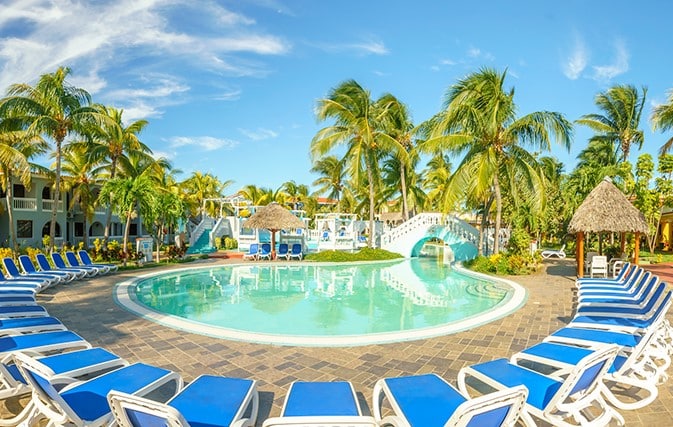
129,223 -> 138,236
41,222 -> 62,238
74,222 -> 84,237
42,186 -> 52,200
13,184 -> 25,198
17,220 -> 32,238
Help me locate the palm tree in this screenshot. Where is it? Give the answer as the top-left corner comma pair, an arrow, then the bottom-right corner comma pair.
237,184 -> 274,207
0,66 -> 98,252
99,174 -> 155,265
576,84 -> 647,163
83,105 -> 151,245
181,172 -> 232,218
61,144 -> 99,249
310,155 -> 348,210
421,68 -> 573,253
652,89 -> 673,154
378,94 -> 416,221
311,80 -> 407,247
279,180 -> 309,211
0,121 -> 48,251
421,153 -> 452,211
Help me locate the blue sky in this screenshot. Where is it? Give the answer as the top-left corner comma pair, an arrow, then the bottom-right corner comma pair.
1,0 -> 672,193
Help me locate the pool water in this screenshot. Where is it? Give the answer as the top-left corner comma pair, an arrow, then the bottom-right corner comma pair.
122,259 -> 525,345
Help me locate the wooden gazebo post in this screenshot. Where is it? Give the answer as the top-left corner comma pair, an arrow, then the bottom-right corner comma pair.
634,232 -> 640,265
576,232 -> 585,278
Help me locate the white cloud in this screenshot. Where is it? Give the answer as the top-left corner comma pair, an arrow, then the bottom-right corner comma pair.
238,128 -> 279,141
466,46 -> 494,61
213,89 -> 242,101
592,40 -> 629,81
0,0 -> 290,104
311,37 -> 389,56
563,35 -> 588,80
169,136 -> 240,151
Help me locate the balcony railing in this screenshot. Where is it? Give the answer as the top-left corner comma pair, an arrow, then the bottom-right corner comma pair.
13,197 -> 37,211
42,199 -> 64,212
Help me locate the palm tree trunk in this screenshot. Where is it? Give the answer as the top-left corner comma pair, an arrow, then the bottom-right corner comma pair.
479,196 -> 494,256
493,174 -> 502,254
103,158 -> 118,246
123,210 -> 132,267
5,176 -> 17,252
49,139 -> 62,253
83,217 -> 89,249
367,165 -> 375,248
400,163 -> 409,221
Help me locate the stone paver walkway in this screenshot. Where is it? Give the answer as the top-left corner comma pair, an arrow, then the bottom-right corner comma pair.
3,258 -> 673,426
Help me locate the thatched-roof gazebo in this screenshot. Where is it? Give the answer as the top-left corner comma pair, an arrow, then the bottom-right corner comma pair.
243,203 -> 306,258
568,177 -> 649,277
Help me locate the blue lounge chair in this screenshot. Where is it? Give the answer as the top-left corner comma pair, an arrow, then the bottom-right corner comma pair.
541,327 -> 668,410
0,293 -> 37,307
578,269 -> 648,297
109,374 -> 259,427
263,381 -> 376,426
0,348 -> 127,425
575,283 -> 668,319
15,353 -> 182,427
578,272 -> 654,304
0,278 -> 43,294
50,253 -> 97,277
457,344 -> 623,426
19,255 -> 76,283
2,257 -> 62,287
0,331 -> 90,359
243,243 -> 259,261
78,250 -> 118,273
577,264 -> 641,289
0,304 -> 49,319
258,243 -> 272,261
277,243 -> 290,260
372,373 -> 527,427
36,253 -> 88,280
288,243 -> 303,261
0,316 -> 65,336
65,251 -> 107,276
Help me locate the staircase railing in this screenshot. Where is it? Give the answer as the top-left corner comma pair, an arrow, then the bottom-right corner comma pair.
209,217 -> 230,247
382,212 -> 481,250
189,216 -> 215,246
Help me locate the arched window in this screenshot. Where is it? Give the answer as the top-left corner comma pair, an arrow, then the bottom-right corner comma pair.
42,186 -> 52,200
41,221 -> 62,238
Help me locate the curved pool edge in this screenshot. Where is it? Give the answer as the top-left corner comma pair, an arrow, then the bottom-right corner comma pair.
113,261 -> 528,347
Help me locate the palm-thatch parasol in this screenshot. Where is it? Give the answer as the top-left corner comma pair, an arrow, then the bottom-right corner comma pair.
243,203 -> 305,258
568,177 -> 649,277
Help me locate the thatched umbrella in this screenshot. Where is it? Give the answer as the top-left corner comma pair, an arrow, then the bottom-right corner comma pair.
243,203 -> 305,258
568,177 -> 649,277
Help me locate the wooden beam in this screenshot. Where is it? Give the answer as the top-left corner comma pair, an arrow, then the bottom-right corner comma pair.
577,232 -> 584,277
634,232 -> 640,265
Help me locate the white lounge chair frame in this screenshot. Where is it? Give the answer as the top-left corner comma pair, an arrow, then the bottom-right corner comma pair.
541,244 -> 566,259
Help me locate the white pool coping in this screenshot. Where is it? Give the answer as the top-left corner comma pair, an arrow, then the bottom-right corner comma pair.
113,261 -> 528,347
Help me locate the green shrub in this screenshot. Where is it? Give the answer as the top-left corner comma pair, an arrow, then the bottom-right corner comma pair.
304,248 -> 403,262
506,228 -> 531,256
224,237 -> 238,250
214,237 -> 223,249
465,252 -> 540,275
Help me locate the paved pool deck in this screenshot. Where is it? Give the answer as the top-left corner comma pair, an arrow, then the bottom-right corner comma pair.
3,258 -> 673,426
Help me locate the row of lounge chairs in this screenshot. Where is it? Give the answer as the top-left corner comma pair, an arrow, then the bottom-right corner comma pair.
0,251 -> 117,295
243,243 -> 303,261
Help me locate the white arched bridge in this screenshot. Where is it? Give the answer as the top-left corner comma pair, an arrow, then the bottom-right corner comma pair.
381,213 -> 481,260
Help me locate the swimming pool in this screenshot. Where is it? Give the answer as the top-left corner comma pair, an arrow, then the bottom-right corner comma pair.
114,259 -> 527,346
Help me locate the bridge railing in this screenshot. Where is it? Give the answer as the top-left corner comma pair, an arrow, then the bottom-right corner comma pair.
380,212 -> 443,246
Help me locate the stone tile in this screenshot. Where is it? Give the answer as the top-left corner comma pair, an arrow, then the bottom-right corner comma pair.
4,257 -> 670,426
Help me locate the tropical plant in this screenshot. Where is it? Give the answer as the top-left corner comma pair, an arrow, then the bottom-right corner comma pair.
310,155 -> 350,211
98,175 -> 155,265
420,68 -> 573,253
576,84 -> 647,163
0,66 -> 98,252
421,153 -> 452,211
652,89 -> 673,154
0,119 -> 48,251
61,143 -> 99,249
311,80 -> 407,247
82,105 -> 151,245
237,184 -> 274,207
181,172 -> 232,217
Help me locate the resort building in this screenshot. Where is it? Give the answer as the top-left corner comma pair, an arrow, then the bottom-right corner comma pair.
0,174 -> 140,248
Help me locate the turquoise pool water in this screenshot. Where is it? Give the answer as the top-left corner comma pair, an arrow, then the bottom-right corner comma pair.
118,259 -> 526,346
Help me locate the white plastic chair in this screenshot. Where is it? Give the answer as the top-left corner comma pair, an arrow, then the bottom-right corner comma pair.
590,255 -> 608,278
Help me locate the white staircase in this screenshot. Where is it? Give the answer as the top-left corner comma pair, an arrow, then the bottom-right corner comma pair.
189,216 -> 215,246
381,213 -> 481,258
